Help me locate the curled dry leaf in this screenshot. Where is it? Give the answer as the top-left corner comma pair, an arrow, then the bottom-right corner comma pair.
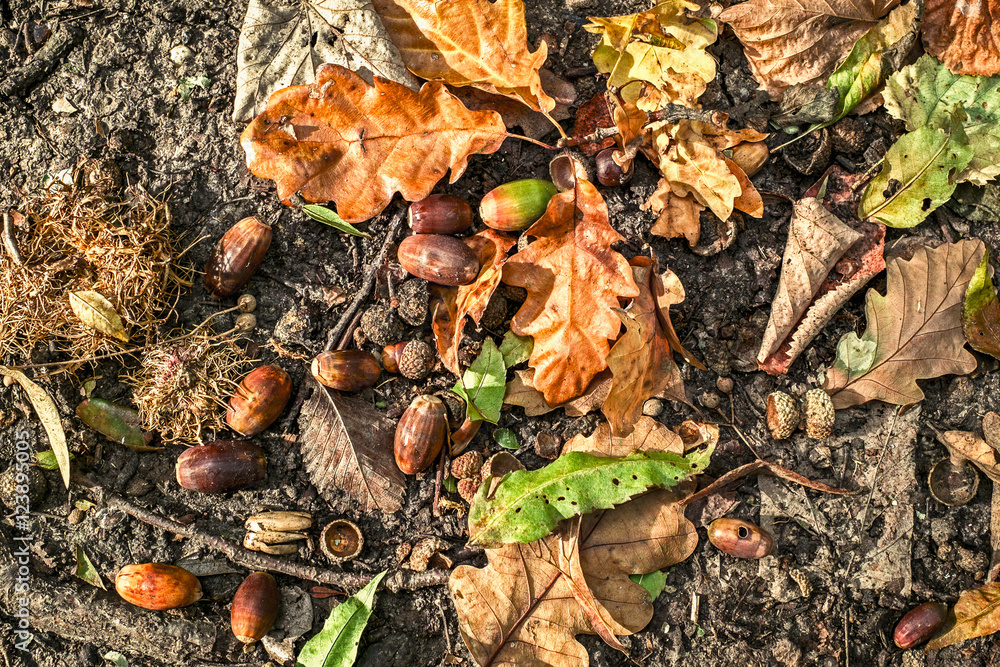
449,230 -> 517,365
925,582 -> 1000,651
0,367 -> 70,488
430,286 -> 461,376
719,0 -> 899,99
241,64 -> 506,222
233,0 -> 419,122
298,378 -> 406,514
373,0 -> 553,112
923,0 -> 1000,76
69,290 -> 129,342
504,368 -> 612,417
644,185 -> 704,247
823,240 -> 983,408
449,69 -> 577,140
964,250 -> 1000,359
502,180 -> 639,406
936,430 -> 1000,483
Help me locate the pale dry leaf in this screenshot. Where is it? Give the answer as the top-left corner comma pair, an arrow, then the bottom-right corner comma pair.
69,290 -> 129,342
925,582 -> 1000,650
0,367 -> 70,488
937,430 -> 1000,484
652,264 -> 705,370
430,285 -> 461,376
453,231 -> 516,347
233,0 -> 419,121
298,378 -> 405,513
923,0 -> 1000,76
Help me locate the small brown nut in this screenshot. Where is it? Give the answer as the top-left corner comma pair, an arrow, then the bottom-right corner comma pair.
700,391 -> 721,410
408,194 -> 472,235
802,389 -> 834,439
237,294 -> 257,313
383,340 -> 435,381
204,217 -> 272,298
595,147 -> 633,187
730,141 -> 769,177
397,234 -> 480,286
311,350 -> 381,391
320,519 -> 364,563
766,391 -> 800,440
231,572 -> 280,644
451,450 -> 484,480
175,440 -> 267,494
226,365 -> 293,436
244,511 -> 313,533
707,518 -> 773,559
457,477 -> 481,503
716,376 -> 734,394
394,395 -> 448,474
115,563 -> 203,610
893,601 -> 948,649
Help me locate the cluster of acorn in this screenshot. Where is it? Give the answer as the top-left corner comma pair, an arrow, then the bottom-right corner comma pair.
765,388 -> 835,440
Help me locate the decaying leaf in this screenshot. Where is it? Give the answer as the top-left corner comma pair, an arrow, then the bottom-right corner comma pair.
74,544 -> 106,590
644,183 -> 704,247
823,240 -> 983,409
69,290 -> 129,342
451,489 -> 699,666
451,231 -> 516,359
936,430 -> 1000,483
242,64 -> 506,222
233,0 -> 419,122
652,264 -> 704,370
431,286 -> 461,376
719,0 -> 899,99
504,368 -> 612,417
373,0 -> 554,112
0,366 -> 70,488
298,378 -> 406,514
564,416 -> 686,458
450,69 -> 577,140
923,0 -> 1000,77
502,180 -> 639,406
964,250 -> 1000,359
925,582 -> 1000,650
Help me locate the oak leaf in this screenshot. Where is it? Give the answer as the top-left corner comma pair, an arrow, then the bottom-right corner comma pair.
430,285 -> 461,376
823,240 -> 984,409
936,430 -> 1000,484
718,0 -> 899,99
923,0 -> 1000,77
564,416 -> 686,458
925,582 -> 1000,650
643,184 -> 704,247
502,180 -> 639,406
373,0 -> 554,112
449,69 -> 576,139
964,249 -> 1000,359
504,368 -> 612,418
241,64 -> 506,222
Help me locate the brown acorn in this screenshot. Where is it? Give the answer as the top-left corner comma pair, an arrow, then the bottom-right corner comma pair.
730,141 -> 770,177
382,340 -> 435,380
227,365 -> 292,436
397,234 -> 480,286
595,148 -> 633,187
894,601 -> 948,649
231,572 -> 280,644
408,195 -> 472,235
311,350 -> 381,391
707,518 -> 773,559
394,394 -> 448,474
320,519 -> 364,562
175,440 -> 267,493
204,217 -> 272,298
115,563 -> 203,610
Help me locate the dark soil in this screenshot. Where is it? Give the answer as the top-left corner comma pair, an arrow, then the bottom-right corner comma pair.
1,0 -> 999,665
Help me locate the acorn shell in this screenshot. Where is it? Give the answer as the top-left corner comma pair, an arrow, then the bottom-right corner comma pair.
115,563 -> 203,610
311,350 -> 381,392
176,440 -> 267,493
707,518 -> 773,559
394,395 -> 448,474
408,194 -> 472,234
766,391 -> 800,440
227,365 -> 292,436
397,234 -> 480,286
320,519 -> 364,562
231,572 -> 280,644
204,217 -> 272,298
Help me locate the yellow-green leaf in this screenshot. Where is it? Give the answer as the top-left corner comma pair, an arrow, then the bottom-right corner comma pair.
69,290 -> 129,342
926,582 -> 1000,650
0,367 -> 70,488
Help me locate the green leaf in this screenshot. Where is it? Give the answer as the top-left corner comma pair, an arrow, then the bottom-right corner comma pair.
498,330 -> 532,367
469,445 -> 714,547
0,367 -> 70,488
963,249 -> 1000,358
630,570 -> 668,601
452,338 -> 506,423
74,543 -> 106,590
296,570 -> 387,667
36,449 -> 74,470
103,651 -> 129,667
443,476 -> 458,494
302,204 -> 371,238
76,398 -> 158,452
859,113 -> 974,228
492,427 -> 520,450
177,76 -> 211,101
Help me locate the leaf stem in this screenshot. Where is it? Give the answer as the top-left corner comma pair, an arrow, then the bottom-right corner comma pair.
505,133 -> 558,150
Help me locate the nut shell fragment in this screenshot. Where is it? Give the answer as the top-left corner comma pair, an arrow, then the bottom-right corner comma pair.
320,519 -> 364,563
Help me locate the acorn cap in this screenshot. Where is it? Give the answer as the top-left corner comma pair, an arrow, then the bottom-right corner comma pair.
766,391 -> 800,440
802,389 -> 835,439
451,450 -> 484,480
398,340 -> 435,381
457,477 -> 482,503
320,519 -> 364,563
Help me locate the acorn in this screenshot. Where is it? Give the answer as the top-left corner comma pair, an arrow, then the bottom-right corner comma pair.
231,572 -> 280,644
479,179 -> 558,232
204,216 -> 272,298
320,519 -> 364,562
549,153 -> 591,192
382,340 -> 435,380
243,533 -> 299,555
766,391 -> 800,440
175,440 -> 267,493
408,194 -> 472,235
244,511 -> 313,533
707,518 -> 773,559
595,148 -> 633,187
802,389 -> 835,439
893,601 -> 948,649
394,394 -> 448,474
397,234 -> 480,286
115,563 -> 203,610
311,350 -> 381,391
226,365 -> 292,436
730,141 -> 770,177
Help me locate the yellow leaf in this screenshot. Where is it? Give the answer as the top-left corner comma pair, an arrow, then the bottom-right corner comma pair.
0,367 -> 70,488
69,290 -> 129,342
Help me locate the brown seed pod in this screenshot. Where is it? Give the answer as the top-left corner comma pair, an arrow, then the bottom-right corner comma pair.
231,572 -> 280,644
234,313 -> 257,333
893,601 -> 948,649
397,234 -> 480,286
394,395 -> 448,475
730,141 -> 770,177
237,294 -> 257,313
802,389 -> 835,439
408,194 -> 472,235
311,350 -> 381,391
451,450 -> 484,480
175,440 -> 267,493
766,391 -> 800,440
383,340 -> 435,380
320,519 -> 364,563
226,365 -> 292,436
595,148 -> 633,187
115,563 -> 203,611
707,518 -> 773,559
204,217 -> 272,298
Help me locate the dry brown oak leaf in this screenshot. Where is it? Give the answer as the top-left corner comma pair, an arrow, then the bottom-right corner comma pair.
719,0 -> 900,99
430,285 -> 461,375
823,239 -> 984,409
373,0 -> 554,112
923,0 -> 1000,76
504,368 -> 613,417
241,64 -> 506,222
502,179 -> 639,406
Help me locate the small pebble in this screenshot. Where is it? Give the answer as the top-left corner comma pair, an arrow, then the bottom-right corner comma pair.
67,508 -> 85,525
169,44 -> 194,65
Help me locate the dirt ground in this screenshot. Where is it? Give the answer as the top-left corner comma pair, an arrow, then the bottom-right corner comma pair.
2,0 -> 1000,665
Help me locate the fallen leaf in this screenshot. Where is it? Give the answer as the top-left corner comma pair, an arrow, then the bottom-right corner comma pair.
69,290 -> 129,342
453,230 -> 516,354
563,416 -> 687,458
936,430 -> 1000,483
925,582 -> 1000,650
823,240 -> 983,408
104,651 -> 128,667
719,0 -> 898,99
298,378 -> 406,514
297,570 -> 387,666
76,398 -> 158,452
453,338 -> 506,424
451,489 -> 698,666
74,544 -> 106,590
302,205 -> 371,238
504,368 -> 612,417
644,184 -> 704,247
373,0 -> 553,112
652,265 -> 705,370
923,0 -> 1000,77
233,0 -> 419,121
492,428 -> 519,450
609,98 -> 647,170
502,180 -> 639,405
0,367 -> 70,488
498,330 -> 532,367
449,69 -> 576,140
241,64 -> 507,222
571,92 -> 618,156
964,249 -> 1000,359
430,286 -> 461,376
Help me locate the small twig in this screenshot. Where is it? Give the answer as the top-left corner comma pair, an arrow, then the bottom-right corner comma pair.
432,445 -> 448,518
0,24 -> 84,99
646,104 -> 728,127
505,132 -> 559,151
2,210 -> 22,265
678,459 -> 857,507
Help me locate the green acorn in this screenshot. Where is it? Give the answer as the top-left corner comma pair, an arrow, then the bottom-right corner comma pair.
479,179 -> 558,232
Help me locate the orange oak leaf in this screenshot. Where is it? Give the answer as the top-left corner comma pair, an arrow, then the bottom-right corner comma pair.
925,582 -> 1000,650
241,64 -> 507,222
430,285 -> 461,376
563,416 -> 686,458
449,69 -> 576,140
923,0 -> 1000,76
502,180 -> 639,405
651,262 -> 705,371
373,0 -> 554,112
644,183 -> 704,247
